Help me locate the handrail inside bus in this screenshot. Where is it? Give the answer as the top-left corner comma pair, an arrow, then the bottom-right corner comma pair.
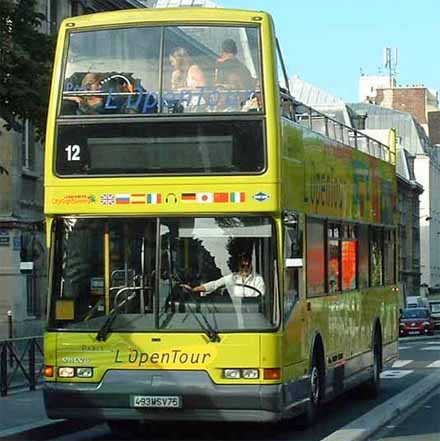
280,91 -> 396,165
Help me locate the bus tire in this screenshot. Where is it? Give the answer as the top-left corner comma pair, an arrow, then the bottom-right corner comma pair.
303,346 -> 325,426
363,329 -> 382,398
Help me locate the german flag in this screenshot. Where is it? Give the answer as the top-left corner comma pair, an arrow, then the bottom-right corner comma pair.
181,193 -> 196,201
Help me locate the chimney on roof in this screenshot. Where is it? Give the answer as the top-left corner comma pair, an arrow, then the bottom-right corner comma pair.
352,112 -> 368,130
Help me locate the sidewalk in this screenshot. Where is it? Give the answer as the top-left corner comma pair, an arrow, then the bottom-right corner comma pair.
0,389 -> 59,438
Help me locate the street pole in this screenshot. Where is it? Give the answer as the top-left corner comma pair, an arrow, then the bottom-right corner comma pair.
7,310 -> 13,368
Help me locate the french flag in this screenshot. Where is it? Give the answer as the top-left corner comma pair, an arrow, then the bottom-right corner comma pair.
146,193 -> 162,204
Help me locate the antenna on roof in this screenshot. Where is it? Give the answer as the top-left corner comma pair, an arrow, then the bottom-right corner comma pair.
384,47 -> 398,88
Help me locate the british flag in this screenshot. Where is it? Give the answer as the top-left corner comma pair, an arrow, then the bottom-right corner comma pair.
100,194 -> 116,205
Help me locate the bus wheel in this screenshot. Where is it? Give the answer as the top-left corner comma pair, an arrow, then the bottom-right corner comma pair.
107,420 -> 140,439
303,352 -> 324,426
363,332 -> 382,398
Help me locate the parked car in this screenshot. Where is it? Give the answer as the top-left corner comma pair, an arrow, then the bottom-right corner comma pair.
399,308 -> 434,336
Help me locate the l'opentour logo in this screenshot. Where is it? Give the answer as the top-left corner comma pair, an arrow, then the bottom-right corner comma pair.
114,346 -> 218,368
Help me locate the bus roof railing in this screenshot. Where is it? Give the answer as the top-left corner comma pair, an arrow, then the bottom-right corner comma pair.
280,91 -> 396,165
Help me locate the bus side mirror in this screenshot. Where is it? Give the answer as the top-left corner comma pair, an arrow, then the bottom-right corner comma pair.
285,258 -> 303,268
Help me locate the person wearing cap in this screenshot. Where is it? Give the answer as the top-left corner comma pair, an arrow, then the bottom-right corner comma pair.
215,38 -> 255,90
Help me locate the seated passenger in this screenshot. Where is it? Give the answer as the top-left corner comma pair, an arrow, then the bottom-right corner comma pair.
215,39 -> 255,90
62,72 -> 105,115
77,72 -> 105,115
169,47 -> 207,90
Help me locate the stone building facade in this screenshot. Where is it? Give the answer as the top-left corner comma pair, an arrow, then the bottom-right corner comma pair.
0,0 -> 155,338
374,85 -> 440,145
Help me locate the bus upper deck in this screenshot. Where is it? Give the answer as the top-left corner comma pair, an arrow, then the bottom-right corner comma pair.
45,8 -> 393,202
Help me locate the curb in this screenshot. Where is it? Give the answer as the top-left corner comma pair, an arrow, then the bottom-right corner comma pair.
0,419 -> 63,439
320,369 -> 440,441
399,333 -> 440,343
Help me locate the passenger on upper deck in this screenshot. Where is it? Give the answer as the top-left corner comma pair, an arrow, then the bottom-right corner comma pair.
215,38 -> 255,90
73,72 -> 105,115
169,47 -> 207,90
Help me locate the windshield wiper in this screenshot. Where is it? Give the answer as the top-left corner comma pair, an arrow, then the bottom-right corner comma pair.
182,286 -> 220,343
96,286 -> 141,342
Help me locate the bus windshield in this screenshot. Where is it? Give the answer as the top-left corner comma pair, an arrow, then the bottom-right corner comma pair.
61,25 -> 263,116
49,216 -> 278,332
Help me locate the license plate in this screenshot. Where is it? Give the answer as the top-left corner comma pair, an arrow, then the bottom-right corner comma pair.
131,395 -> 181,408
408,331 -> 419,335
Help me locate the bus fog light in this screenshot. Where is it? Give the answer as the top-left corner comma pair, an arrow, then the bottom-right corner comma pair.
263,368 -> 281,380
58,367 -> 75,378
241,369 -> 259,379
224,369 -> 241,379
76,367 -> 93,378
43,365 -> 54,377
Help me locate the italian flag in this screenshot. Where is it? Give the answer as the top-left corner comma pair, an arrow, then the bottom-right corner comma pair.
230,192 -> 246,203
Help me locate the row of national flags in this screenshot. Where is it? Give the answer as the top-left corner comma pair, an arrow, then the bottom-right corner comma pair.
181,192 -> 246,203
100,193 -> 162,205
100,192 -> 246,206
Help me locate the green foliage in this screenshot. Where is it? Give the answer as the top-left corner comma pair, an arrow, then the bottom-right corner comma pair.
0,0 -> 55,139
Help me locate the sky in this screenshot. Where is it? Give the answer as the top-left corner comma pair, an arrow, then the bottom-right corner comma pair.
220,0 -> 439,102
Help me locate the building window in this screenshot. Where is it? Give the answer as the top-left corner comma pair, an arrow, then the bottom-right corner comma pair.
26,274 -> 37,316
22,119 -> 35,171
71,0 -> 80,17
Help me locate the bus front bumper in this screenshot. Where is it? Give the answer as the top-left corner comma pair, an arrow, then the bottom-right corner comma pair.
43,369 -> 285,422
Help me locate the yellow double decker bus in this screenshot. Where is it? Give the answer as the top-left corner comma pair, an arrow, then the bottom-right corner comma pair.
43,7 -> 399,430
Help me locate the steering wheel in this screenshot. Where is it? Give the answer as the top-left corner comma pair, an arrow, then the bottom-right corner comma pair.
234,283 -> 263,297
100,74 -> 134,93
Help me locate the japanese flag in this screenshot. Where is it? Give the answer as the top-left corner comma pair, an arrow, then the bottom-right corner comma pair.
197,192 -> 213,203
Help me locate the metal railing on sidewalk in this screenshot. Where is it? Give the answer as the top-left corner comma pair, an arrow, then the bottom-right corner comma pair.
0,336 -> 44,396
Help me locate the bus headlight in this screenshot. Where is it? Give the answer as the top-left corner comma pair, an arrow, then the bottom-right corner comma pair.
58,367 -> 75,378
223,369 -> 241,379
223,369 -> 259,379
241,369 -> 259,379
76,367 -> 93,378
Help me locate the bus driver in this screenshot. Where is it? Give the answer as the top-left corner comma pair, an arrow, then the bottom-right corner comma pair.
181,252 -> 265,299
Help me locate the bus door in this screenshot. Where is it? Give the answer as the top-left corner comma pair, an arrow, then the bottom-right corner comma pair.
282,212 -> 307,366
108,219 -> 157,314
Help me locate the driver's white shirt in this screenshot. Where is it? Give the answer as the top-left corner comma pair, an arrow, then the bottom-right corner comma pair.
202,272 -> 265,298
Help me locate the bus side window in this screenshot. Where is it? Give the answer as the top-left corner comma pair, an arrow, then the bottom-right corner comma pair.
280,95 -> 295,120
283,215 -> 303,317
